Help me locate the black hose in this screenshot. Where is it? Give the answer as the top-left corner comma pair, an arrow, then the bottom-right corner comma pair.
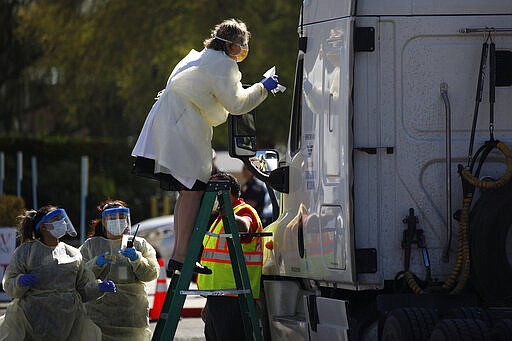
489,41 -> 496,140
467,42 -> 489,167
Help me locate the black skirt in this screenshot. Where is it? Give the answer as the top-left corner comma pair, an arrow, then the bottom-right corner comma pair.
132,156 -> 206,191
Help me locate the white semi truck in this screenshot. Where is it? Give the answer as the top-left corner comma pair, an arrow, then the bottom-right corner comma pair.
228,1 -> 512,340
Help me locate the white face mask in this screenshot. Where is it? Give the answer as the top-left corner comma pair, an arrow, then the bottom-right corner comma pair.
47,219 -> 67,239
106,219 -> 127,236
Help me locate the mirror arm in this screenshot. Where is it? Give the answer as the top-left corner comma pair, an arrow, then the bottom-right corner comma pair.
239,158 -> 289,194
240,157 -> 270,182
265,182 -> 280,221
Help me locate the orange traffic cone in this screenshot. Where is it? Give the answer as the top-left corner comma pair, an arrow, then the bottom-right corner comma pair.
149,258 -> 167,321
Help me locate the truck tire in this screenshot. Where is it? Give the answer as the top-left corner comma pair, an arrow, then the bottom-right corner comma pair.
429,319 -> 491,341
442,307 -> 495,327
381,307 -> 438,341
492,319 -> 512,341
470,180 -> 512,305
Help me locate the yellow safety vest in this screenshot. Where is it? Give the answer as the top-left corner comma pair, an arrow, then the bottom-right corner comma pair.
197,202 -> 263,298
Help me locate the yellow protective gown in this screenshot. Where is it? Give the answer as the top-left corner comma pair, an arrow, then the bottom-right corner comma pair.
0,240 -> 102,341
79,236 -> 159,341
132,48 -> 268,187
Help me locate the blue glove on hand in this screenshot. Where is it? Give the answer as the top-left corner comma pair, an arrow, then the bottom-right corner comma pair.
98,280 -> 116,293
96,253 -> 111,267
121,247 -> 139,261
18,274 -> 36,287
261,75 -> 279,91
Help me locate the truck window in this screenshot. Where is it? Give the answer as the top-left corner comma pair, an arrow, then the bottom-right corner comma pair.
290,53 -> 304,156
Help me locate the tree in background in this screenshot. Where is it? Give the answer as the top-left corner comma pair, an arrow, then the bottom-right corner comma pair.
4,0 -> 300,147
0,0 -> 301,223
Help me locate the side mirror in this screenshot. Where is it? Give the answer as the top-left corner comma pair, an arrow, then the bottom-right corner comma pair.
227,112 -> 289,193
228,112 -> 257,157
250,150 -> 279,174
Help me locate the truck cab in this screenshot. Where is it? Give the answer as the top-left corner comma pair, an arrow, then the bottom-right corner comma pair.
229,1 -> 512,340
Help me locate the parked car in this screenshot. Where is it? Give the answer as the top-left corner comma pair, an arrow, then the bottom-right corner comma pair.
134,215 -> 174,261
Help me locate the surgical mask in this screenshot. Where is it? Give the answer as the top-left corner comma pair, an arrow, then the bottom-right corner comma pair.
214,35 -> 249,62
106,219 -> 128,236
47,219 -> 68,239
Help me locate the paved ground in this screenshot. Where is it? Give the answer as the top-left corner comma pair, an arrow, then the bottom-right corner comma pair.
154,318 -> 206,341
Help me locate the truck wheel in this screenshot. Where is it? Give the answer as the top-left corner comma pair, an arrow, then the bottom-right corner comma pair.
470,181 -> 512,305
492,319 -> 512,341
442,307 -> 495,327
429,319 -> 491,341
381,307 -> 438,341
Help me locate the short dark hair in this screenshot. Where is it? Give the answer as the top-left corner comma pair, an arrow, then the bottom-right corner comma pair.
203,18 -> 250,53
210,172 -> 241,198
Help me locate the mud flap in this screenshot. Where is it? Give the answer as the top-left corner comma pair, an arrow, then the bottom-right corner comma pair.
304,295 -> 349,341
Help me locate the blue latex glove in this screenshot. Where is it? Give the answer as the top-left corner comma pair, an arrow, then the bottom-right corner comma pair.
121,247 -> 139,261
18,274 -> 36,287
98,280 -> 116,293
261,75 -> 279,91
96,253 -> 111,267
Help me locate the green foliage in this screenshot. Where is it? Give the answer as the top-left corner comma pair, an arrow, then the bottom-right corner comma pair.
0,195 -> 25,227
3,0 -> 300,148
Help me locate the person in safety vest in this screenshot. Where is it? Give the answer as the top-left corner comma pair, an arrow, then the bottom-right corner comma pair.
79,200 -> 159,341
131,18 -> 279,277
0,205 -> 116,341
197,172 -> 263,341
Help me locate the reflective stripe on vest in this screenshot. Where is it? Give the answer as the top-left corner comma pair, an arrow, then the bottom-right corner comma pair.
197,203 -> 263,298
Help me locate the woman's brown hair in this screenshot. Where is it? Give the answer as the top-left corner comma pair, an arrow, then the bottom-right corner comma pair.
17,205 -> 57,243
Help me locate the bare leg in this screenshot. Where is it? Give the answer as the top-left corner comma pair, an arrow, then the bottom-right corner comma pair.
171,194 -> 182,260
171,190 -> 204,263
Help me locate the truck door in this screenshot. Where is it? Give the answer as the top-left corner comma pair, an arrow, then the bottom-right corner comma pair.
287,15 -> 356,284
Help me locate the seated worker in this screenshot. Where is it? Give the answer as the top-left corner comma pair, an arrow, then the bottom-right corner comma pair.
197,172 -> 263,341
0,205 -> 116,341
79,200 -> 159,341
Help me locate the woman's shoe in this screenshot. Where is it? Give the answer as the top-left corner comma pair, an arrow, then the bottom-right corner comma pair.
167,259 -> 212,277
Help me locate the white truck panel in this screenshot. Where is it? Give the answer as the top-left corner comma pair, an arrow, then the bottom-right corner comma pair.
269,11 -> 512,289
275,17 -> 356,286
302,0 -> 354,24
354,15 -> 512,282
357,0 -> 512,15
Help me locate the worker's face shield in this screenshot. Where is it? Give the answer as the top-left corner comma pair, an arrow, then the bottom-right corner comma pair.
102,207 -> 131,237
36,208 -> 77,237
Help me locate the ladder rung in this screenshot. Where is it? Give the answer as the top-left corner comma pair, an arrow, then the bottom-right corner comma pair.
179,289 -> 251,296
205,231 -> 233,238
205,231 -> 273,238
242,232 -> 273,237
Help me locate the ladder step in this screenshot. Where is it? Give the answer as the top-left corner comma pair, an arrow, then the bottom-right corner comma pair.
205,231 -> 273,238
179,289 -> 251,296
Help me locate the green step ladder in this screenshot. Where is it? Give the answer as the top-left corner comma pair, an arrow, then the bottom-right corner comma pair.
152,180 -> 266,341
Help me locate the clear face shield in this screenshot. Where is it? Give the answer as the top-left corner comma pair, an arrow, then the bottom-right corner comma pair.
36,208 -> 77,239
102,207 -> 131,237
